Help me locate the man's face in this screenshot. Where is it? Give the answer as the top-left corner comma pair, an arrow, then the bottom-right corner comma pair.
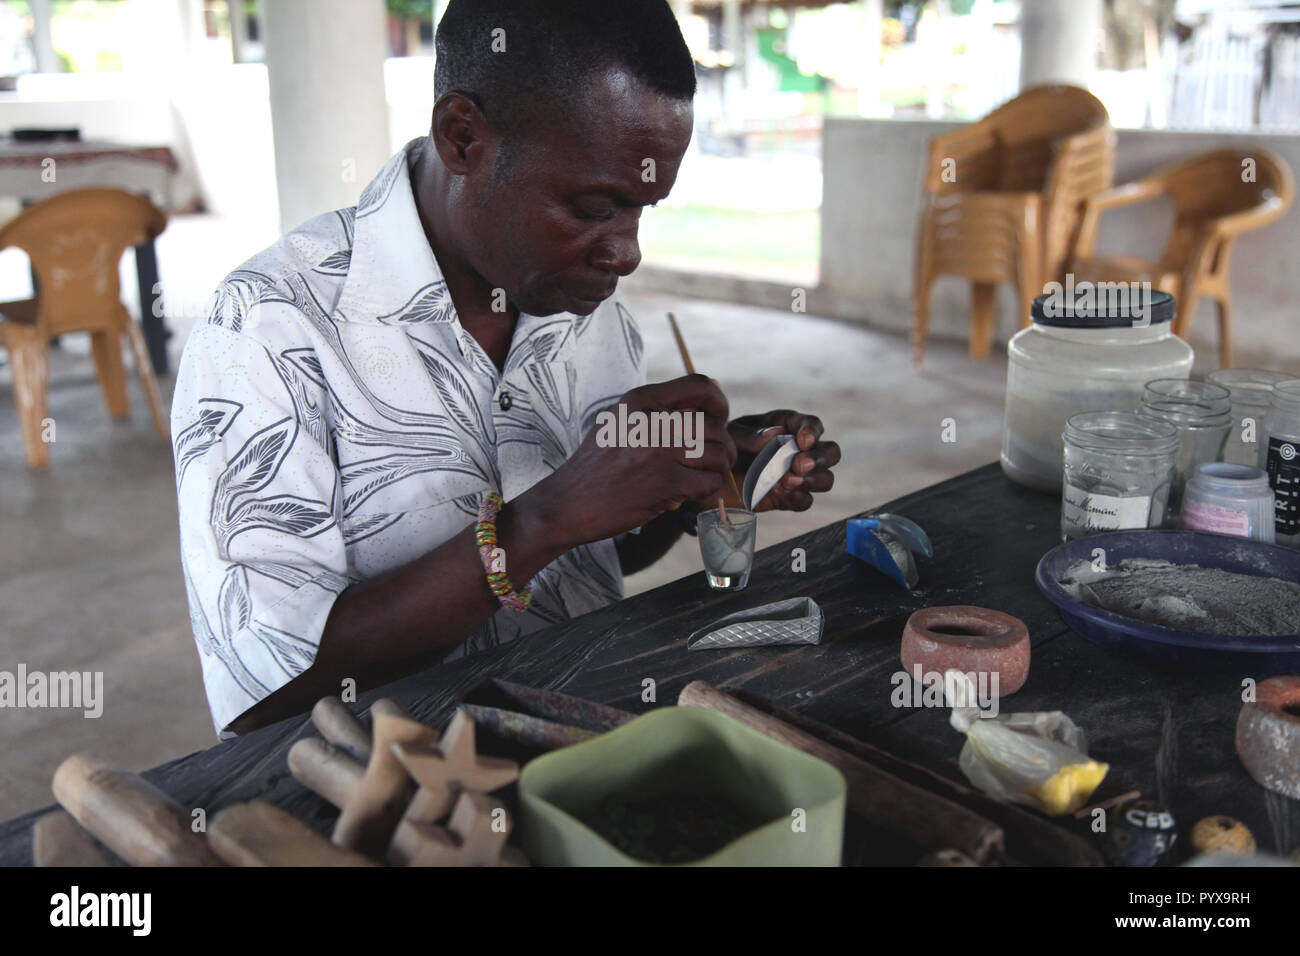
460,66 -> 693,316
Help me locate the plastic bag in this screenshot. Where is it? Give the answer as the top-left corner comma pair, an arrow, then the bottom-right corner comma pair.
945,669 -> 1108,816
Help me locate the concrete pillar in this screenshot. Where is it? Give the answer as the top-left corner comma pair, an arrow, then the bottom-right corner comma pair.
860,0 -> 882,116
176,0 -> 204,59
724,0 -> 744,71
1018,0 -> 1102,90
227,0 -> 249,63
30,0 -> 58,73
262,0 -> 391,233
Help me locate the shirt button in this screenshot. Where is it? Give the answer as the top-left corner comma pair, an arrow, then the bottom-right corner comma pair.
498,391 -> 513,411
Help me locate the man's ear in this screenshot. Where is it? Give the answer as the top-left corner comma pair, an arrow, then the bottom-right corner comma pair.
430,91 -> 493,175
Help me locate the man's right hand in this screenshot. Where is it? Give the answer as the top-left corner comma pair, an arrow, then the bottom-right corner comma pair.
541,374 -> 737,546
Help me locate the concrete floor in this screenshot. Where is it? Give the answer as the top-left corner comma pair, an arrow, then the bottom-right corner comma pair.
0,220 -> 1008,820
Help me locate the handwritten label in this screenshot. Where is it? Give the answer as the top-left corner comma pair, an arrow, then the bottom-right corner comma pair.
1062,484 -> 1152,534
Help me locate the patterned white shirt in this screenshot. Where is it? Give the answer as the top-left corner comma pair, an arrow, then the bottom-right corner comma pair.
171,138 -> 647,735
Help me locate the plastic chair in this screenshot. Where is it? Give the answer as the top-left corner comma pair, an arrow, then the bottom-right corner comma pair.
1069,148 -> 1294,369
913,84 -> 1115,364
0,188 -> 169,468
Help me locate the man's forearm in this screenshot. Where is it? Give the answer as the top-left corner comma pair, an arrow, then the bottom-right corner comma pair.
226,485 -> 572,734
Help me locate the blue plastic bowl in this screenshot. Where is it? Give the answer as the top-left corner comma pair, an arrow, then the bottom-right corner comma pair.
1035,530 -> 1300,672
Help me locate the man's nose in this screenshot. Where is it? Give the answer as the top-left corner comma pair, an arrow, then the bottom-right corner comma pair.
591,221 -> 642,277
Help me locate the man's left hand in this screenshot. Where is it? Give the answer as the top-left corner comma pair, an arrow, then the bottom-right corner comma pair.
727,410 -> 840,512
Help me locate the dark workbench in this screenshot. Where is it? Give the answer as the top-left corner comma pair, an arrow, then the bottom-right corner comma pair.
2,462 -> 1295,865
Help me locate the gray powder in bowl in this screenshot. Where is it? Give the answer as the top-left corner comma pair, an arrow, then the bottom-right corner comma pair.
1060,558 -> 1300,636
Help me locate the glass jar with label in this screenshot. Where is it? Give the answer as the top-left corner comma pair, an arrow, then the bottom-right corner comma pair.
1136,379 -> 1233,523
1205,368 -> 1293,468
1061,412 -> 1178,542
1003,290 -> 1191,493
1265,379 -> 1300,549
1180,463 -> 1274,543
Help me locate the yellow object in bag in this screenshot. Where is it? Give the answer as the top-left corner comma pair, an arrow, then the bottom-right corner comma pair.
947,669 -> 1109,817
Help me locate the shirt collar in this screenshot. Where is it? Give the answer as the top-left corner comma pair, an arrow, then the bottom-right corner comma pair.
334,137 -> 577,366
335,137 -> 455,326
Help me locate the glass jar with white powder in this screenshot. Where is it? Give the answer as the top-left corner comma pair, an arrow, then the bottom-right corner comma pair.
1061,412 -> 1178,542
1003,290 -> 1192,493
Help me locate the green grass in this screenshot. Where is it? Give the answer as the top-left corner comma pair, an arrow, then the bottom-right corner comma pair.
638,205 -> 820,282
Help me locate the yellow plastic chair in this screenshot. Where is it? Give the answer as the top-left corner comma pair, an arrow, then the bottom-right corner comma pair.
0,188 -> 169,468
913,84 -> 1115,364
1069,147 -> 1294,369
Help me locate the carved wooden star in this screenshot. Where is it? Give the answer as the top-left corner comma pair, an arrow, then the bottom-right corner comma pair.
391,709 -> 519,824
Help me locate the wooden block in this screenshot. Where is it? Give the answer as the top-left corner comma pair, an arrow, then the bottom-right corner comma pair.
52,752 -> 225,867
210,801 -> 378,867
33,810 -> 111,867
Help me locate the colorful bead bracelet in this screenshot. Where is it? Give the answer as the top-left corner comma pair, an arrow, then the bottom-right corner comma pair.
476,491 -> 533,613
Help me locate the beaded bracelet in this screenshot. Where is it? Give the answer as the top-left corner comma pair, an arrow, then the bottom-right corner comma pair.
476,492 -> 533,613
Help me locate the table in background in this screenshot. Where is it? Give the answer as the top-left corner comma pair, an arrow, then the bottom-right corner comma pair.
0,463 -> 1294,864
0,137 -> 178,374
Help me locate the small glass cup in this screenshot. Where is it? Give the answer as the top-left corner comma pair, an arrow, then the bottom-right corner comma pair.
697,507 -> 757,591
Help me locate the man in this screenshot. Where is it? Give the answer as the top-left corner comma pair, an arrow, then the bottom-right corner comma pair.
171,0 -> 840,737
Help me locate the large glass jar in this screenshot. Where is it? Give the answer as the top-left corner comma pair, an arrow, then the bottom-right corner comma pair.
1265,379 -> 1300,549
1003,290 -> 1192,493
1061,412 -> 1178,542
1206,368 -> 1295,468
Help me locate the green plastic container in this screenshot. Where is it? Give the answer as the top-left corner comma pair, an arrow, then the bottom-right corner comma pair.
518,706 -> 846,866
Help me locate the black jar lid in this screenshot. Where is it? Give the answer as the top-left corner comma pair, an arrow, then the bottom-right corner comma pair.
1031,287 -> 1175,328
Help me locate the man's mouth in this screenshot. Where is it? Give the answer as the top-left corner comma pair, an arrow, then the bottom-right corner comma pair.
563,283 -> 617,310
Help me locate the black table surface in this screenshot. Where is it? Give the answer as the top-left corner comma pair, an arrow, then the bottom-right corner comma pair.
2,462 -> 1295,865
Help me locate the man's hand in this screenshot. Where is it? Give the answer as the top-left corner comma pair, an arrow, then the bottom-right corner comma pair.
543,374 -> 738,545
728,410 -> 841,512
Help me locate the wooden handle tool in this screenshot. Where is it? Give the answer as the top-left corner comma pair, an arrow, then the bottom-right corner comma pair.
52,752 -> 225,867
677,681 -> 1005,863
32,810 -> 111,867
311,696 -> 372,762
209,801 -> 378,867
667,312 -> 746,507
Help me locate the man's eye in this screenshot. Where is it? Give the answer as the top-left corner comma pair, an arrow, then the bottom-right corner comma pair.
575,202 -> 616,222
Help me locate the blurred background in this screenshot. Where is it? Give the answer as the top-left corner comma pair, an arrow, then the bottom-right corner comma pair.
2,0 -> 1298,816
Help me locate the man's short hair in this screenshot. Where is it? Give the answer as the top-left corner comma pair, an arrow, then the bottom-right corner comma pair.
434,0 -> 697,142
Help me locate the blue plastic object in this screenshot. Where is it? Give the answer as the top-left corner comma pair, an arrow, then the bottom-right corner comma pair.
846,514 -> 933,587
854,514 -> 934,557
1035,530 -> 1300,672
